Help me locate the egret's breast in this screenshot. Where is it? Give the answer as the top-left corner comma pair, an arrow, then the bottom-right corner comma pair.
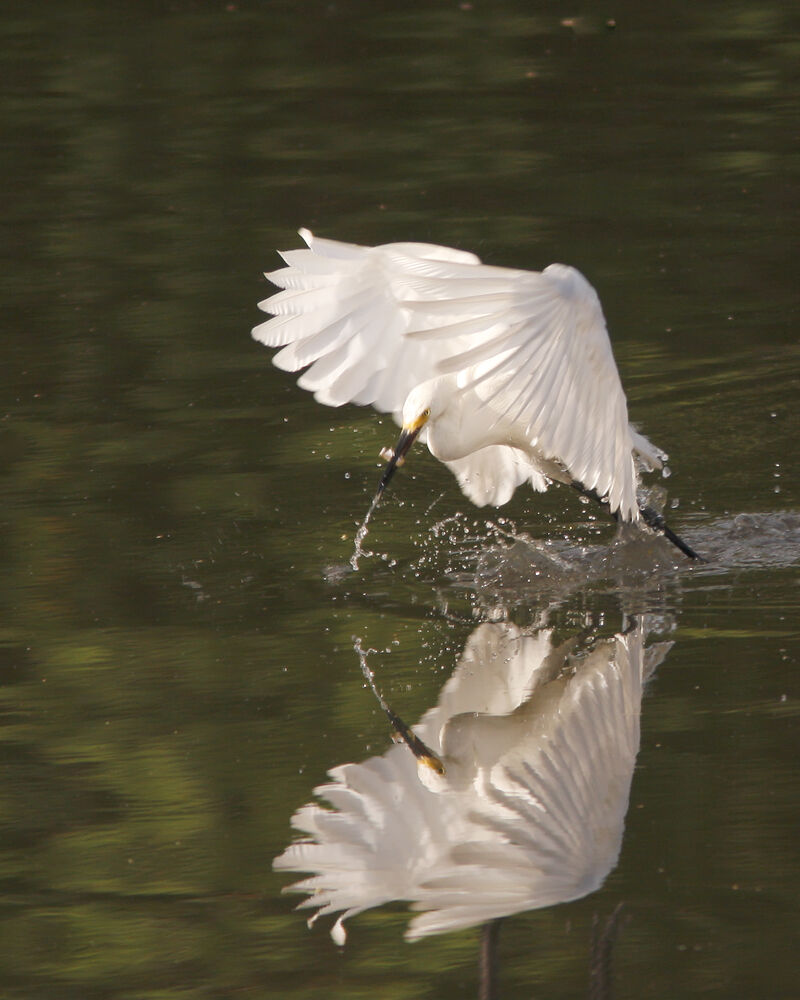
425,420 -> 473,463
424,383 -> 515,463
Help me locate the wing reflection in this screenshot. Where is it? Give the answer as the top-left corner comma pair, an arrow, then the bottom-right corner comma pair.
274,620 -> 671,944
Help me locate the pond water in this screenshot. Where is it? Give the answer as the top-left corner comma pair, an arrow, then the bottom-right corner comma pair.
1,2 -> 797,997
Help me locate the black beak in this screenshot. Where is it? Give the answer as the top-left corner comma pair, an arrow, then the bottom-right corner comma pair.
373,425 -> 421,503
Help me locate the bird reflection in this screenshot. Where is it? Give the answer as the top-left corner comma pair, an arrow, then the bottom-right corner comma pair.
274,619 -> 671,945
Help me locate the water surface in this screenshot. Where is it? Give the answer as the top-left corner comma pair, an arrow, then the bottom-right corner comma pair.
1,2 -> 797,997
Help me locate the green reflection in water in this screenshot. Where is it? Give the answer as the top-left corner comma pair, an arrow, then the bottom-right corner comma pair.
0,0 -> 797,997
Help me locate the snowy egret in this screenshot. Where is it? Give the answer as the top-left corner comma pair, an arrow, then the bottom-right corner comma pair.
254,229 -> 700,559
273,620 -> 672,942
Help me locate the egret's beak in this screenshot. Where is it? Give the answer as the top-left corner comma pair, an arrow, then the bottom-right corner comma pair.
373,412 -> 429,504
374,426 -> 420,501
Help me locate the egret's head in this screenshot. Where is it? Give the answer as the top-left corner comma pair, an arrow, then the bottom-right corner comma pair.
400,381 -> 441,428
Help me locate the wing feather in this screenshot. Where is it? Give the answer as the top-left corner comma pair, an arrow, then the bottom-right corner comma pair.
444,446 -> 548,507
253,230 -> 479,417
430,265 -> 642,518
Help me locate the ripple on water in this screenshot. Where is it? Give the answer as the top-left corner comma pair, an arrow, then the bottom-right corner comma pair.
408,509 -> 800,613
687,511 -> 800,570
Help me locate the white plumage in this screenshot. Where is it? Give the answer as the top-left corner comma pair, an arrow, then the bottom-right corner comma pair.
273,620 -> 672,942
254,229 -> 667,521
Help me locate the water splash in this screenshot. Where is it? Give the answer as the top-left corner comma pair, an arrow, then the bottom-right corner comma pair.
350,492 -> 382,570
353,635 -> 380,691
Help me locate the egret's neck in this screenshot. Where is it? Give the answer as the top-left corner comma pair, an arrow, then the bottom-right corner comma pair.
423,375 -> 504,463
418,375 -> 465,463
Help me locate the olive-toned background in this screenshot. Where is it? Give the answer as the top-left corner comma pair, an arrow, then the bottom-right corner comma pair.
1,1 -> 797,996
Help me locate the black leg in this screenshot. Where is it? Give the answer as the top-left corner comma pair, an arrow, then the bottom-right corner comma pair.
639,504 -> 704,561
570,483 -> 704,562
588,902 -> 627,1000
478,919 -> 503,1000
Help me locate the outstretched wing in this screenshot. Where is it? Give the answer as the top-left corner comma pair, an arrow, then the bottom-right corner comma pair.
404,262 -> 641,519
443,445 -> 549,507
407,627 -> 647,939
252,228 -> 483,417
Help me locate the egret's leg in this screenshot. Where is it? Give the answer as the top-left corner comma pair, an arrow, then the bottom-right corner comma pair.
479,919 -> 503,1000
638,504 -> 704,561
589,902 -> 627,1000
570,483 -> 704,562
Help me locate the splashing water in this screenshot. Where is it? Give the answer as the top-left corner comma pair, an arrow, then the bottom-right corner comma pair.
350,493 -> 382,570
353,635 -> 381,697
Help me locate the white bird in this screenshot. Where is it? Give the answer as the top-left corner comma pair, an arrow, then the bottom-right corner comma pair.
273,619 -> 672,943
253,229 -> 700,559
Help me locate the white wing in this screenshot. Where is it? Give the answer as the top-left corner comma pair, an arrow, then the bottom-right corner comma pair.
253,228 -> 482,416
405,261 -> 644,519
443,445 -> 549,507
407,628 -> 647,938
273,747 -> 469,946
254,231 -> 658,519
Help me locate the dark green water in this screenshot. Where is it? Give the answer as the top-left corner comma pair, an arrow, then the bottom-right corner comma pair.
1,1 -> 797,997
